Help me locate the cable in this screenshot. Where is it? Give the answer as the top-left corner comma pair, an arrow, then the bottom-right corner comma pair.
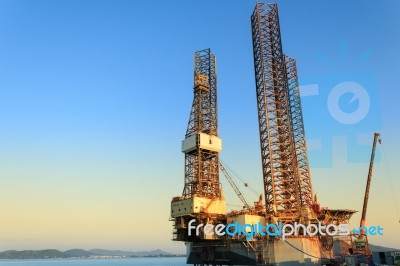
219,159 -> 260,196
380,138 -> 400,222
282,239 -> 339,263
283,239 -> 328,260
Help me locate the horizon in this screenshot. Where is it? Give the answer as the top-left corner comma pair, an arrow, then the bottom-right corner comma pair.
0,0 -> 399,254
1,242 -> 399,252
0,241 -> 398,253
0,247 -> 178,252
0,247 -> 182,253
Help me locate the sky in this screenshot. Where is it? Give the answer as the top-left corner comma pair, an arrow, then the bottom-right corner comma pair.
0,0 -> 399,253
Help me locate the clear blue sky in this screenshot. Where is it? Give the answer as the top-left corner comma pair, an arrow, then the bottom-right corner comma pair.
0,0 -> 399,252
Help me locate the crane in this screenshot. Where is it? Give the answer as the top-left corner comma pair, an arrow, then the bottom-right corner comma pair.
219,162 -> 250,209
360,132 -> 381,234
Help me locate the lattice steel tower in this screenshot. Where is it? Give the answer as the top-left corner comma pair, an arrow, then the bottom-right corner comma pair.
171,49 -> 225,243
251,3 -> 313,222
286,56 -> 313,208
181,48 -> 222,199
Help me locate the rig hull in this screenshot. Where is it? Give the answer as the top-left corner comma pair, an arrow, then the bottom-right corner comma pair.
185,237 -> 330,266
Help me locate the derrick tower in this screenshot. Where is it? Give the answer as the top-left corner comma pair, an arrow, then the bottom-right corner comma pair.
251,3 -> 314,223
171,49 -> 226,242
182,49 -> 221,199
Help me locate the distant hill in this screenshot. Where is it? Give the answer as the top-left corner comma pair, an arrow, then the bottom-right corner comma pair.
0,245 -> 397,259
130,249 -> 172,257
0,249 -> 68,259
0,248 -> 178,259
64,249 -> 95,257
89,248 -> 172,257
88,249 -> 136,256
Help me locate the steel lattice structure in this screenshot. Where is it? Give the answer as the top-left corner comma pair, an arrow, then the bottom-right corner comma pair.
182,49 -> 221,199
251,3 -> 301,220
285,56 -> 314,207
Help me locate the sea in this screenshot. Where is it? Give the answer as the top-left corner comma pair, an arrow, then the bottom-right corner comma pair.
0,258 -> 187,266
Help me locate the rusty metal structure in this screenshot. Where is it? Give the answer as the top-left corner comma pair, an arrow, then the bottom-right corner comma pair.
182,49 -> 221,199
251,3 -> 307,222
360,132 -> 381,231
169,3 -> 370,266
285,56 -> 314,208
352,132 -> 381,258
171,49 -> 226,248
219,162 -> 250,210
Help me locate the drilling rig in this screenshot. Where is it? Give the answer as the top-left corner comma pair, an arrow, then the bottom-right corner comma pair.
170,49 -> 229,264
171,4 -> 364,266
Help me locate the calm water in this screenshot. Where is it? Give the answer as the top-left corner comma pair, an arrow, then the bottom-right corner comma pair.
0,258 -> 187,266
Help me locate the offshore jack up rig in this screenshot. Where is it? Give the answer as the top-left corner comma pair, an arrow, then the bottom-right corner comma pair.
171,3 -> 379,266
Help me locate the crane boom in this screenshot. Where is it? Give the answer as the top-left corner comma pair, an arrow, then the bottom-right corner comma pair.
219,162 -> 250,209
360,132 -> 381,231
